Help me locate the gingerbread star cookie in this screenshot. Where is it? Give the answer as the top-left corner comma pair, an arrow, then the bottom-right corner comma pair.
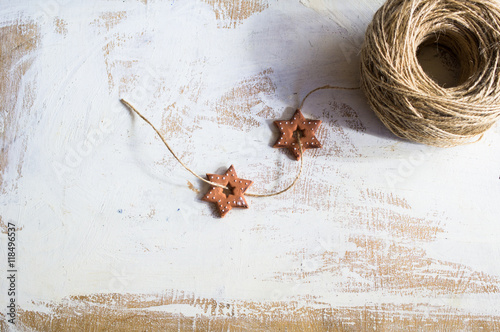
202,165 -> 253,217
273,110 -> 322,160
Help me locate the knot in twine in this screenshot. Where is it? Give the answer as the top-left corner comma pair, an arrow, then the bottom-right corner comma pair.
360,0 -> 500,147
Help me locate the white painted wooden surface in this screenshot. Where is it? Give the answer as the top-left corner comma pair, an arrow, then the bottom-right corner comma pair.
1,0 -> 500,329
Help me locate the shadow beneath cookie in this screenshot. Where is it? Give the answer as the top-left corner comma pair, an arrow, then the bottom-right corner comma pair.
245,4 -> 400,143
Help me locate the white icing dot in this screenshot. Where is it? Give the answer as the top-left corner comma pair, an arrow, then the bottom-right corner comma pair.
206,196 -> 209,198
217,177 -> 219,179
222,177 -> 225,180
303,122 -> 305,124
233,201 -> 236,204
213,197 -> 215,199
308,122 -> 311,124
291,122 -> 294,124
285,121 -> 288,124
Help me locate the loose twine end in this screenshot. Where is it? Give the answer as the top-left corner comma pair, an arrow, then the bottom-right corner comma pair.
120,98 -> 302,197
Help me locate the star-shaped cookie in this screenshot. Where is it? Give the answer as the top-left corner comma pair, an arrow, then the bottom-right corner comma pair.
202,165 -> 253,218
273,110 -> 322,160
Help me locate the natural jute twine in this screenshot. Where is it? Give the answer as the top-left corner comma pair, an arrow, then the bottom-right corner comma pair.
120,99 -> 306,198
361,0 -> 500,147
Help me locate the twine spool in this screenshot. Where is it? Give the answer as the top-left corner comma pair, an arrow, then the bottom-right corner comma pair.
360,0 -> 500,147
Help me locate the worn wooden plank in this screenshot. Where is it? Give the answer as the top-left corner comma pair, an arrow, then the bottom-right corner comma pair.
1,0 -> 500,330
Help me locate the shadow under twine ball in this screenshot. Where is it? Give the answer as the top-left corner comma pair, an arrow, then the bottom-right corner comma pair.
360,0 -> 500,147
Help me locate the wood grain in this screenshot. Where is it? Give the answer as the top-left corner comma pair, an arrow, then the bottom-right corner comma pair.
11,292 -> 500,331
203,0 -> 269,28
1,1 -> 500,331
0,22 -> 39,194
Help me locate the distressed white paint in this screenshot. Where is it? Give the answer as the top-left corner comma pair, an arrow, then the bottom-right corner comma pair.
1,0 -> 500,321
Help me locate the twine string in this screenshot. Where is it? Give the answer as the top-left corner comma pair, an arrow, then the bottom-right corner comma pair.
247,84 -> 359,197
245,130 -> 303,198
121,99 -> 303,197
120,99 -> 221,188
121,85 -> 358,198
299,85 -> 360,110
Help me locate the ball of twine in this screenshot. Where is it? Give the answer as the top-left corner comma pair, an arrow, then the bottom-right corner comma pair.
360,0 -> 500,147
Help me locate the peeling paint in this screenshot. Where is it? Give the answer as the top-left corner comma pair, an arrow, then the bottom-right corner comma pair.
203,0 -> 269,28
15,293 -> 500,331
0,22 -> 39,194
209,68 -> 276,131
1,1 -> 500,330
